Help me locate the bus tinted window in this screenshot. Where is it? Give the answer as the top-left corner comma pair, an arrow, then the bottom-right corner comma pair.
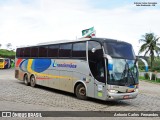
59,44 -> 72,57
16,48 -> 20,57
48,45 -> 59,57
39,46 -> 48,57
20,48 -> 24,57
0,59 -> 4,62
72,42 -> 86,58
104,42 -> 136,59
31,47 -> 38,57
24,47 -> 30,57
88,41 -> 105,83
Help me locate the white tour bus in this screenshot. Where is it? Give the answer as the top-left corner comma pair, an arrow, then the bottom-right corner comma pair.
15,38 -> 139,100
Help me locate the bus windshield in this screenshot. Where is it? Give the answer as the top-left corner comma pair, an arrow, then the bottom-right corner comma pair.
0,59 -> 4,62
107,59 -> 138,86
104,42 -> 138,86
104,42 -> 136,60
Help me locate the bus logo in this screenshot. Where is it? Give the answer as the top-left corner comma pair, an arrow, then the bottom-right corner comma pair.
53,60 -> 58,67
52,60 -> 77,68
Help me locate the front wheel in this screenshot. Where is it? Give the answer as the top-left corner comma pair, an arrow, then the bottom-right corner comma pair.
75,84 -> 87,100
30,75 -> 36,87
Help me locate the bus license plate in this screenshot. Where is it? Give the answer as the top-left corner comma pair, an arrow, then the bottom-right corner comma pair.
123,95 -> 129,99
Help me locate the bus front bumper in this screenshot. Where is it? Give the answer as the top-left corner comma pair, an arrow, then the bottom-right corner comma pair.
107,89 -> 138,100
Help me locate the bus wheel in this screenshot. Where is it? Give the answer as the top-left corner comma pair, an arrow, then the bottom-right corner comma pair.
30,75 -> 36,87
24,74 -> 29,86
75,84 -> 87,100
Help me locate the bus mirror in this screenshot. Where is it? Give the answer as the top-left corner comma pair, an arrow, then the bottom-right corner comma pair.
135,58 -> 138,64
91,48 -> 96,53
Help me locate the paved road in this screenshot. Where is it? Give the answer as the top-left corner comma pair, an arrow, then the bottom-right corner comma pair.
0,69 -> 160,120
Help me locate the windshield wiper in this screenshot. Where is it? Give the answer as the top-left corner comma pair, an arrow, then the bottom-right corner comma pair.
121,62 -> 136,86
128,69 -> 135,85
121,62 -> 128,80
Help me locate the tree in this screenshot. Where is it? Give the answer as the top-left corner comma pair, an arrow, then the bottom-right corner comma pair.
139,33 -> 160,69
0,44 -> 1,48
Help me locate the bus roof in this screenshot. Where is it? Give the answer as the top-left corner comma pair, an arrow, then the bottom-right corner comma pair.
16,37 -> 129,48
37,38 -> 91,45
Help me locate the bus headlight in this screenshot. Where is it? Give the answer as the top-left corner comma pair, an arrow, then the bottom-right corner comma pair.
108,89 -> 118,93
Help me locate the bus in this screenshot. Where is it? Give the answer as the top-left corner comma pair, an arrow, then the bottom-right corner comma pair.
15,38 -> 139,100
0,58 -> 11,69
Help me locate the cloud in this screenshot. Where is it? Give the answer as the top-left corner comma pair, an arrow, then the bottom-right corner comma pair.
0,0 -> 160,55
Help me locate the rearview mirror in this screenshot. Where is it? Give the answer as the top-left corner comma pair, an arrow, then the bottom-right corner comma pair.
91,48 -> 96,53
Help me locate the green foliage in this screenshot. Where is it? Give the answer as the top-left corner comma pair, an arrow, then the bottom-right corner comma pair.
139,73 -> 160,84
156,78 -> 160,83
139,33 -> 160,69
151,73 -> 156,80
144,73 -> 149,79
139,76 -> 145,80
151,66 -> 160,72
151,58 -> 160,72
0,49 -> 15,59
138,57 -> 160,72
138,65 -> 145,71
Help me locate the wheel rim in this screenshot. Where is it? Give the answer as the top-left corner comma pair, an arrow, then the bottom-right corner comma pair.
24,76 -> 28,84
79,87 -> 86,96
31,77 -> 35,86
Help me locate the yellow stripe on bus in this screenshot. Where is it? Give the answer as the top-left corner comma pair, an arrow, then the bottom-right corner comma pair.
27,59 -> 76,80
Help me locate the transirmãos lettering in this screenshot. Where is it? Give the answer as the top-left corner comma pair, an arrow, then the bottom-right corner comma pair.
53,62 -> 77,68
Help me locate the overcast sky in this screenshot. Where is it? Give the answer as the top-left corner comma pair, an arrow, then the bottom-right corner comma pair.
0,0 -> 160,55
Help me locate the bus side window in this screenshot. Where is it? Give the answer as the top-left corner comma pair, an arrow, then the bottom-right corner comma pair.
16,48 -> 21,57
72,42 -> 86,59
20,48 -> 24,58
59,44 -> 72,58
88,41 -> 105,83
48,45 -> 59,58
24,47 -> 31,58
31,47 -> 38,57
39,46 -> 48,57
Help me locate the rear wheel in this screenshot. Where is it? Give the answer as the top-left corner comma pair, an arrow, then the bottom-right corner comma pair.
24,74 -> 29,86
75,84 -> 87,100
30,75 -> 36,87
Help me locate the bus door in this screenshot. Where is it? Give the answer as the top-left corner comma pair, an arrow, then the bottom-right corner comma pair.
88,41 -> 107,100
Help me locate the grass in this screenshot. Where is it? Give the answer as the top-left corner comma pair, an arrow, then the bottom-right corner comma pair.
139,76 -> 160,84
0,49 -> 15,58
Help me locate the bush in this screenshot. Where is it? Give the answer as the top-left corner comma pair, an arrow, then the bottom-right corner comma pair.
139,65 -> 145,70
151,66 -> 160,72
151,73 -> 156,80
144,73 -> 149,79
157,78 -> 160,83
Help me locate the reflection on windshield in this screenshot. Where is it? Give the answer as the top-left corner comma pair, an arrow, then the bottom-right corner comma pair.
108,58 -> 138,86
